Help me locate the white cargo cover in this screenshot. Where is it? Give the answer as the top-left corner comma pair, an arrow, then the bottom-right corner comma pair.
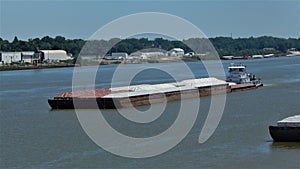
104,77 -> 227,98
277,115 -> 300,127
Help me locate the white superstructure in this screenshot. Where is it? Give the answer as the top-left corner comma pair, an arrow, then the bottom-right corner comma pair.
226,63 -> 251,84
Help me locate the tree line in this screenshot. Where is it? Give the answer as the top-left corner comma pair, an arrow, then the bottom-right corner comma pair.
1,35 -> 299,58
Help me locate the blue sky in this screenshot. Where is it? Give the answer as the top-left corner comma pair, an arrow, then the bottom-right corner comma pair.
0,0 -> 299,41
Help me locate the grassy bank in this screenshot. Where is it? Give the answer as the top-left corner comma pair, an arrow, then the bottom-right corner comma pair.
0,63 -> 78,71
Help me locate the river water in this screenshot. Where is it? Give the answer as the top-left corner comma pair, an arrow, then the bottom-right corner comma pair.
1,57 -> 300,168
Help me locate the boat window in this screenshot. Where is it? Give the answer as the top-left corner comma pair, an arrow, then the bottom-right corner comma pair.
229,68 -> 239,72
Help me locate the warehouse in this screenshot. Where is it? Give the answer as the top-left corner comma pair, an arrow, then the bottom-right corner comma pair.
41,50 -> 72,62
0,52 -> 22,64
21,51 -> 35,63
168,48 -> 184,56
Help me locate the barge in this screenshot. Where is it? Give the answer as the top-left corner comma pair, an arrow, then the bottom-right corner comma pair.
49,77 -> 230,109
48,64 -> 263,109
269,115 -> 300,142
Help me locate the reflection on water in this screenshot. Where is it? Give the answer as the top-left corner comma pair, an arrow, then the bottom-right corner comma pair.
271,142 -> 300,149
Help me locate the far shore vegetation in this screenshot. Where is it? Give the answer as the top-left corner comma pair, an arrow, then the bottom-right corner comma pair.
1,35 -> 299,66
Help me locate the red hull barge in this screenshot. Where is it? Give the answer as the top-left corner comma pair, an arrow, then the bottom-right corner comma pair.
48,78 -> 232,109
48,77 -> 264,109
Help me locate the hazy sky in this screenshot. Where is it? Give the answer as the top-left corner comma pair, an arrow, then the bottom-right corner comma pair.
0,0 -> 299,41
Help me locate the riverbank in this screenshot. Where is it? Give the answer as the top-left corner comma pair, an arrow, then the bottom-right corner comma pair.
1,54 -> 299,71
80,54 -> 300,65
220,53 -> 295,60
0,63 -> 78,71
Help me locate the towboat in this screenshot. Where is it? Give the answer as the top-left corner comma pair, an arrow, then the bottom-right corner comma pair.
226,63 -> 263,90
269,115 -> 300,142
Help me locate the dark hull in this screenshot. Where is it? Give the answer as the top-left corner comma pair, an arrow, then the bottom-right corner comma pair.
48,98 -> 117,109
269,126 -> 300,142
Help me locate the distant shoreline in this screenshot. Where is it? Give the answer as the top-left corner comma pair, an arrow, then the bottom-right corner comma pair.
0,63 -> 78,71
1,55 -> 299,71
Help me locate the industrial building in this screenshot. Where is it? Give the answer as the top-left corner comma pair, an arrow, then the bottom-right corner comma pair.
105,52 -> 128,60
21,51 -> 35,63
168,48 -> 184,56
0,50 -> 72,64
129,51 -> 166,59
41,50 -> 72,62
0,52 -> 22,64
